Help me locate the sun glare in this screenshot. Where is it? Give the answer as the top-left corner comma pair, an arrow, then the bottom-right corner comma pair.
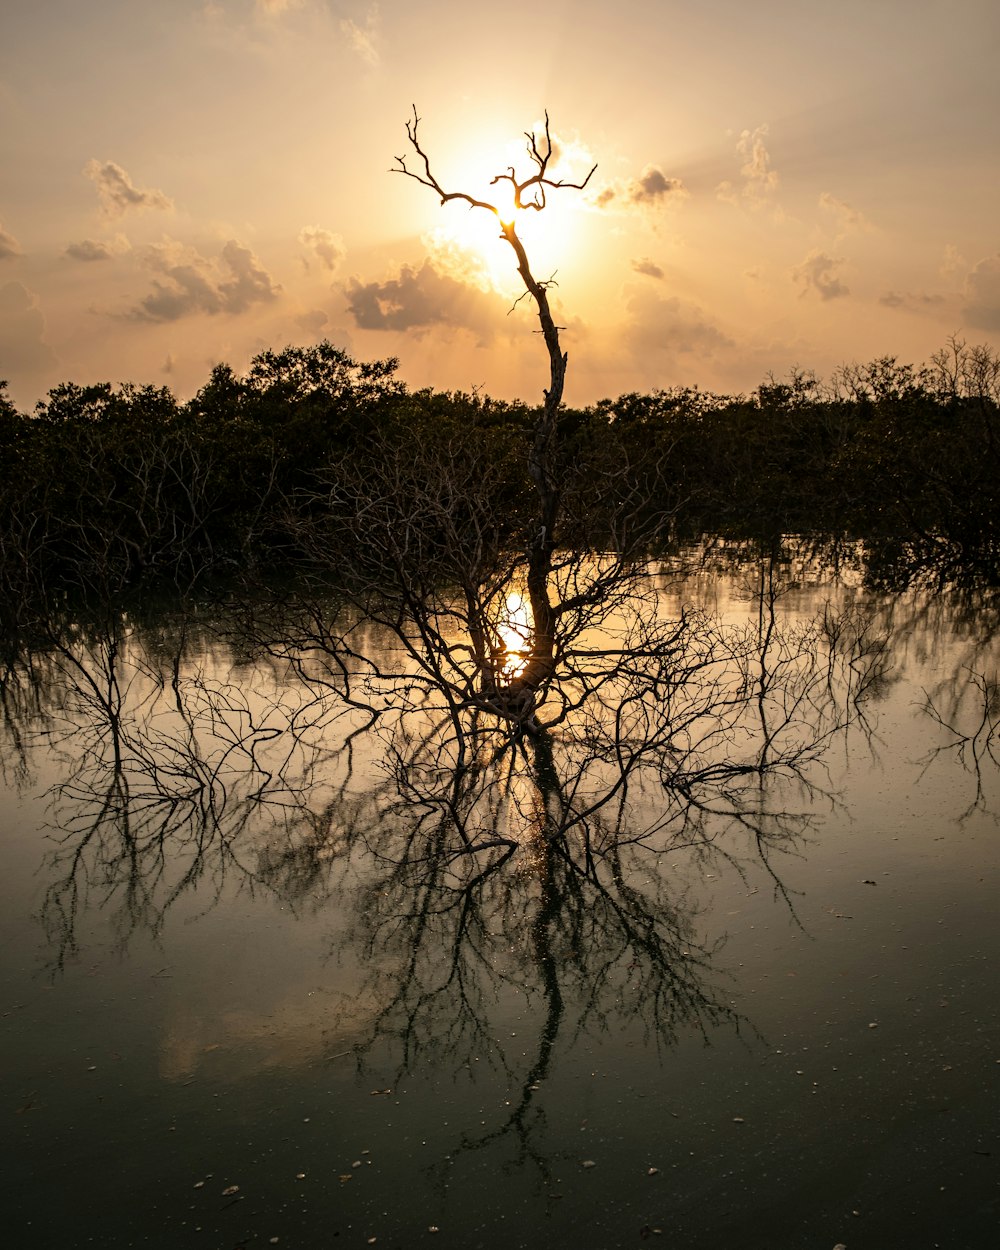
439,193 -> 583,297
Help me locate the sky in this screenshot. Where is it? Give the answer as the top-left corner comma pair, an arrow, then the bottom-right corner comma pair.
2,0 -> 999,411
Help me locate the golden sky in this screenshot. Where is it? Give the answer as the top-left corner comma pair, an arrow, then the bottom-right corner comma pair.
2,0 -> 999,409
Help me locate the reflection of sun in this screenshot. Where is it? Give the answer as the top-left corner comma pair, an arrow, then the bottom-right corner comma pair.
498,592 -> 531,680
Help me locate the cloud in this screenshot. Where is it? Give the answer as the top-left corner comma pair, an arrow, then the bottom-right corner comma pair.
0,223 -> 22,260
298,225 -> 345,272
256,0 -> 303,13
128,238 -> 280,322
65,234 -> 130,262
623,290 -> 734,360
0,281 -> 57,376
792,250 -> 849,301
596,165 -> 687,210
818,191 -> 872,235
962,254 -> 1000,331
295,308 -> 329,334
421,226 -> 495,293
717,124 -> 780,211
879,290 -> 945,311
941,243 -> 967,281
345,259 -> 505,343
340,4 -> 380,66
66,239 -> 115,262
537,128 -> 598,185
631,258 -> 664,280
85,159 -> 173,218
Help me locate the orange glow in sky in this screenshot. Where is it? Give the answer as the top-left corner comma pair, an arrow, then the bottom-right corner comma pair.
1,0 -> 998,411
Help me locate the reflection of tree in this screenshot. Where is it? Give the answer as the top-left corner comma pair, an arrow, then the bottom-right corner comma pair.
12,610 -> 359,973
5,565 -> 887,976
1,560 -> 898,1188
920,665 -> 1000,821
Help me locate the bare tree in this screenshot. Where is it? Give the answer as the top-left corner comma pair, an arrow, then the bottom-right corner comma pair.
392,107 -> 596,708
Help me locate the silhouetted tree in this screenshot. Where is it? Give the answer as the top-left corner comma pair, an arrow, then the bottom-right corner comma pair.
393,108 -> 596,706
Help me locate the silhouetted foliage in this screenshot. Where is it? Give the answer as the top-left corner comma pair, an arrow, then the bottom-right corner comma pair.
3,336 -> 1000,629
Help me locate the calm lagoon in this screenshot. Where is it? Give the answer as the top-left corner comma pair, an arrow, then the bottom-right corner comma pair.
2,565 -> 999,1249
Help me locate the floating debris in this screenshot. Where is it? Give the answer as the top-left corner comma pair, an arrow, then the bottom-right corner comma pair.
221,1185 -> 239,1196
581,1160 -> 596,1168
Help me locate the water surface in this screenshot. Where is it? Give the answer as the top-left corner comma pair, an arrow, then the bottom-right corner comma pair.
2,569 -> 998,1248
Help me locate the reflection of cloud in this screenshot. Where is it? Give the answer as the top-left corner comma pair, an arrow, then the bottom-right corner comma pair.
298,225 -> 345,272
85,159 -> 173,218
631,258 -> 664,280
624,289 -> 733,359
128,238 -> 280,322
596,165 -> 687,210
0,281 -> 57,375
345,259 -> 505,342
0,223 -> 22,260
962,254 -> 1000,331
717,124 -> 779,212
792,250 -> 849,301
340,4 -> 380,66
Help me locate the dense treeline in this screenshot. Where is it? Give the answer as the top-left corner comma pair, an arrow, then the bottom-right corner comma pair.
2,336 -> 999,622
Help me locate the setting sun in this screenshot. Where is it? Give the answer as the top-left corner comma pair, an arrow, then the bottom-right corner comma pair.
433,192 -> 585,297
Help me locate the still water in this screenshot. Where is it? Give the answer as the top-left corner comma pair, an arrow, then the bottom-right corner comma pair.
2,567 -> 998,1249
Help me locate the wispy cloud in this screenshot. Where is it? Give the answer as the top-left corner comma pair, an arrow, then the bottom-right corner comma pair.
256,0 -> 303,14
295,308 -> 329,334
85,160 -> 174,218
596,165 -> 687,210
717,124 -> 780,214
879,289 -> 945,311
631,258 -> 664,280
65,234 -> 131,263
623,289 -> 734,360
792,250 -> 849,301
340,4 -> 380,66
127,238 -> 280,322
0,223 -> 23,260
345,259 -> 504,343
298,225 -> 345,272
962,253 -> 1000,331
818,191 -> 871,234
0,281 -> 57,374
